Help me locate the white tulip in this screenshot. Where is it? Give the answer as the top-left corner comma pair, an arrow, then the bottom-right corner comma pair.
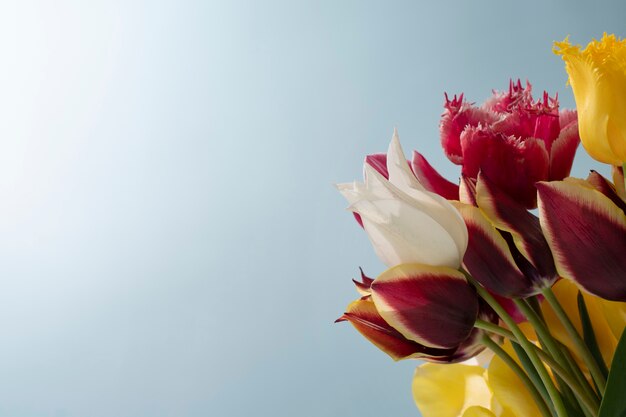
337,130 -> 468,268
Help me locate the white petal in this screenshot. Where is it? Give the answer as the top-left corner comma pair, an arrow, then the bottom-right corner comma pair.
364,164 -> 468,261
356,199 -> 462,268
386,129 -> 427,193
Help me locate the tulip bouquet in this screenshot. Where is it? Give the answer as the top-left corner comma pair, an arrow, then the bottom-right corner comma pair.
336,34 -> 626,417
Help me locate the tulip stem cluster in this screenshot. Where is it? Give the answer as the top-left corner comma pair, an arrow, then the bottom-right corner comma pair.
466,275 -> 570,417
480,334 -> 554,417
469,274 -> 610,417
475,317 -> 601,416
541,287 -> 608,392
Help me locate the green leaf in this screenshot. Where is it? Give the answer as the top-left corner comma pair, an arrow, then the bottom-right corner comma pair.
578,292 -> 609,379
599,329 -> 626,417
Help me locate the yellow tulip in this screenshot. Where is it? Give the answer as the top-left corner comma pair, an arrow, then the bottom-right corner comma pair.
554,34 -> 626,165
412,363 -> 493,417
412,357 -> 533,417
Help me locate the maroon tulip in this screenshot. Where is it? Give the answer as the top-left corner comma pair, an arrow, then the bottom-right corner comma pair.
336,265 -> 497,362
537,179 -> 626,301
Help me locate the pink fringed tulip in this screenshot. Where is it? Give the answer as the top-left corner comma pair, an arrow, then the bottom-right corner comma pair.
436,80 -> 580,208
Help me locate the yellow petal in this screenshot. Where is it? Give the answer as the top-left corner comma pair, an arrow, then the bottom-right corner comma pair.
554,34 -> 626,165
412,362 -> 491,417
541,279 -> 617,367
595,298 -> 626,341
462,406 -> 497,417
488,340 -> 541,417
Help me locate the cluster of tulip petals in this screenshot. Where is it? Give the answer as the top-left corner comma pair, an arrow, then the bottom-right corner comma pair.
336,34 -> 626,417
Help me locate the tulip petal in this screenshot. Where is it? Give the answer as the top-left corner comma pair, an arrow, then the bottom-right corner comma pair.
549,120 -> 580,181
458,175 -> 478,206
387,129 -> 427,193
462,407 -> 497,417
411,150 -> 460,200
412,362 -> 492,417
476,173 -> 557,286
358,164 -> 467,267
540,279 -> 617,368
336,298 -> 454,361
586,170 -> 626,214
596,298 -> 626,341
384,134 -> 469,262
537,181 -> 626,301
612,166 -> 626,200
440,93 -> 498,164
371,264 -> 479,349
352,267 -> 374,296
461,128 -> 549,208
364,153 -> 389,179
453,202 -> 533,297
427,301 -> 498,364
488,340 -> 541,417
554,36 -> 626,165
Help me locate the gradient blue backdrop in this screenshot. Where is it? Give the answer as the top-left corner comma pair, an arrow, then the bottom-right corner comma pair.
0,1 -> 624,416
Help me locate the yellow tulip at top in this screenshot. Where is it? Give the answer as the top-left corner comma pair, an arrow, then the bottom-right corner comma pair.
554,34 -> 626,165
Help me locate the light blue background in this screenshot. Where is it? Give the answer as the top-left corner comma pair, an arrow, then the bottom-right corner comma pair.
0,1 -> 624,416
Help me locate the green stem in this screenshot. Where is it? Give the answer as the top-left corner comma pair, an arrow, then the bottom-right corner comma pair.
468,279 -> 568,417
515,299 -> 600,416
541,287 -> 607,394
481,334 -> 553,417
475,319 -> 600,416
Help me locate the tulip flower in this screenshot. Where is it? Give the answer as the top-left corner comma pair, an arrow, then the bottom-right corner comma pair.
337,131 -> 468,268
412,340 -> 541,417
537,179 -> 626,301
554,34 -> 626,165
337,264 -> 496,361
430,80 -> 580,208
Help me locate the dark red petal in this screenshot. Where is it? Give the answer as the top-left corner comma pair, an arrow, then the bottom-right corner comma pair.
411,151 -> 460,200
336,298 -> 455,361
549,120 -> 580,181
352,267 -> 375,296
352,212 -> 364,228
427,301 -> 499,363
455,203 -> 534,297
537,181 -> 626,301
476,173 -> 557,287
371,264 -> 479,349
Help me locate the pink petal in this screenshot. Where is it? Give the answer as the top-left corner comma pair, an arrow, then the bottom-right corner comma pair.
411,151 -> 460,200
549,120 -> 580,181
364,153 -> 389,179
461,128 -> 550,208
537,181 -> 626,301
439,93 -> 498,164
